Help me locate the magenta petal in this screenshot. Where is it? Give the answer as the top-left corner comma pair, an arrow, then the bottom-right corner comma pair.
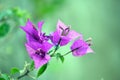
41,41 -> 53,51
67,30 -> 82,40
27,42 -> 42,50
38,21 -> 44,32
25,42 -> 51,69
32,54 -> 50,69
57,20 -> 68,34
50,20 -> 82,46
21,19 -> 37,35
25,43 -> 36,58
26,19 -> 33,27
25,42 -> 52,69
71,39 -> 89,56
87,47 -> 94,53
26,41 -> 53,52
21,19 -> 39,42
22,28 -> 39,42
50,31 -> 60,45
50,31 -> 70,46
72,46 -> 88,56
59,37 -> 70,46
26,34 -> 38,42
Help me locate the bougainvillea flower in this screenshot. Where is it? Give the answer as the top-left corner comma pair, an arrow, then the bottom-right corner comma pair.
25,41 -> 53,69
70,38 -> 93,56
21,19 -> 48,43
50,20 -> 81,46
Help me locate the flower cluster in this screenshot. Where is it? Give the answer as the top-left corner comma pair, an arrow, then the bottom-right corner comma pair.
21,19 -> 93,69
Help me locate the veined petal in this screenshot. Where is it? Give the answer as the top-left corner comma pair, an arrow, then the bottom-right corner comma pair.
67,30 -> 82,40
41,41 -> 53,51
71,39 -> 90,56
26,42 -> 42,50
57,20 -> 68,34
26,33 -> 39,43
38,21 -> 44,32
50,31 -> 60,45
21,19 -> 39,42
32,54 -> 50,69
25,43 -> 36,58
21,19 -> 37,35
59,37 -> 70,46
72,46 -> 88,56
26,41 -> 53,52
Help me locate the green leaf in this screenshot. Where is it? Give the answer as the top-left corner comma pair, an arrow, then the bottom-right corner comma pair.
30,61 -> 34,71
0,78 -> 5,80
59,55 -> 64,63
10,67 -> 20,75
37,64 -> 48,78
0,23 -> 10,37
1,74 -> 10,80
56,53 -> 65,63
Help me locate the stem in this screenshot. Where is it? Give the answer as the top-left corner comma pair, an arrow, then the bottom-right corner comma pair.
17,70 -> 30,79
51,38 -> 62,57
47,49 -> 54,54
28,74 -> 36,79
62,47 -> 80,56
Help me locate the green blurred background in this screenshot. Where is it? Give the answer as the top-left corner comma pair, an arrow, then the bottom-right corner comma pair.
0,0 -> 120,80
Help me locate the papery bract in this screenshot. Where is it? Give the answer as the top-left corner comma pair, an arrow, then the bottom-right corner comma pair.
70,38 -> 93,56
21,19 -> 48,43
21,19 -> 53,69
50,20 -> 80,46
25,41 -> 53,69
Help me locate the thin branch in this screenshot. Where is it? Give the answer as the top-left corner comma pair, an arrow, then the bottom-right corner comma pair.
51,38 -> 62,57
17,70 -> 30,80
62,47 -> 80,56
